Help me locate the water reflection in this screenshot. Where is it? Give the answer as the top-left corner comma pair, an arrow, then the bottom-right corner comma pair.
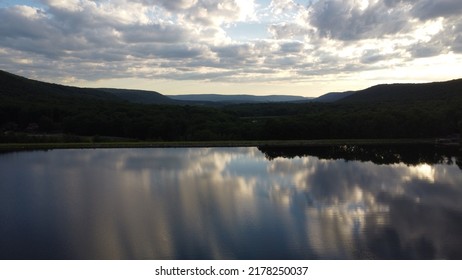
0,147 -> 461,259
259,144 -> 462,168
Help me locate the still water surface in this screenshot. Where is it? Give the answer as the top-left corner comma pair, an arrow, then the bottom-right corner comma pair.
1,147 -> 461,259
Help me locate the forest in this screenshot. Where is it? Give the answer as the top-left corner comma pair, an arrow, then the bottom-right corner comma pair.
1,70 -> 462,143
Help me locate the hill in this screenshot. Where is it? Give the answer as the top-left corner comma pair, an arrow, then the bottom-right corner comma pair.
338,79 -> 462,103
0,70 -> 311,106
98,88 -> 176,105
0,70 -> 178,105
1,69 -> 461,142
169,94 -> 311,103
314,91 -> 355,102
0,69 -> 240,141
0,70 -> 120,102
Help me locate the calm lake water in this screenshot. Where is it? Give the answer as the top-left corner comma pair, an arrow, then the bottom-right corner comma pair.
1,146 -> 461,259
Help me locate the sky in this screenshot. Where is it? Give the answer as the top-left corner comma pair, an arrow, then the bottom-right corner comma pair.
1,0 -> 462,97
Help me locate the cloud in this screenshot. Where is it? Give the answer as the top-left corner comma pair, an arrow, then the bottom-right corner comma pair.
141,0 -> 257,26
186,0 -> 257,25
453,35 -> 462,53
447,21 -> 462,54
279,41 -> 304,53
360,49 -> 388,64
0,6 -> 49,39
307,0 -> 411,41
268,22 -> 313,39
269,0 -> 300,15
0,0 -> 461,89
409,43 -> 446,58
411,0 -> 462,20
121,24 -> 190,44
146,0 -> 199,11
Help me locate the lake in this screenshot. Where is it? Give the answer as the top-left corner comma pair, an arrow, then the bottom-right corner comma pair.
1,146 -> 461,259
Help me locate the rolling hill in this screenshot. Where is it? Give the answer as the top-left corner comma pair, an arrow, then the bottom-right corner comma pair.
98,88 -> 176,105
0,70 -> 310,105
0,70 -> 178,105
1,69 -> 461,142
335,79 -> 462,103
4,69 -> 460,106
0,69 -> 121,102
313,91 -> 355,102
168,94 -> 311,103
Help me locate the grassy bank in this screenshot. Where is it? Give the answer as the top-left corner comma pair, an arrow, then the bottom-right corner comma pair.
0,138 -> 437,152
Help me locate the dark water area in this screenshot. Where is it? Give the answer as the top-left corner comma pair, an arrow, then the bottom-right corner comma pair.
0,146 -> 461,259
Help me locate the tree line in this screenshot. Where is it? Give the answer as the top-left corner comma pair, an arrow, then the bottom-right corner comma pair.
1,89 -> 462,143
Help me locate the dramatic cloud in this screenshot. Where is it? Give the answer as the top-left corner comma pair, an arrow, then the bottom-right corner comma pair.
0,0 -> 461,95
308,0 -> 410,41
411,0 -> 462,20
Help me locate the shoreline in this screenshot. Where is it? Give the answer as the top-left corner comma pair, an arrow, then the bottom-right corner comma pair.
0,138 -> 439,152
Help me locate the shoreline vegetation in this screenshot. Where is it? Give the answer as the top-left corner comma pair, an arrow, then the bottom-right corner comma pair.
0,138 -> 443,152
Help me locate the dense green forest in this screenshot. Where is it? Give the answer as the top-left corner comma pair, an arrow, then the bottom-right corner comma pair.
1,70 -> 462,143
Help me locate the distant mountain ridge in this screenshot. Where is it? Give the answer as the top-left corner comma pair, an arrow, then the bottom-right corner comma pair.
1,69 -> 462,105
168,94 -> 312,103
0,70 -> 311,105
327,79 -> 462,103
1,69 -> 461,142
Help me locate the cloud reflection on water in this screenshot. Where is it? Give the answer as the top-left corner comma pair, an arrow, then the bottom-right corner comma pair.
0,147 -> 461,259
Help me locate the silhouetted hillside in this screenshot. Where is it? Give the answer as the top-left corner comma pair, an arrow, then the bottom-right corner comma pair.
0,70 -> 120,102
0,70 -> 178,105
0,70 -> 241,141
339,79 -> 462,103
99,88 -> 176,105
314,91 -> 355,102
1,70 -> 312,106
1,69 -> 461,142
